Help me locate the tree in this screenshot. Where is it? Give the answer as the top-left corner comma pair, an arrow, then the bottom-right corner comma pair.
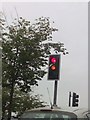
0,11 -> 5,119
12,89 -> 46,115
2,16 -> 68,120
2,87 -> 46,118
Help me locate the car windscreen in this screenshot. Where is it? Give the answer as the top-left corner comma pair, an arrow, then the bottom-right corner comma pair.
20,110 -> 77,120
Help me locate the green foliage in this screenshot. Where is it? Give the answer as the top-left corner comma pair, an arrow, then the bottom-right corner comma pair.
13,90 -> 46,114
2,87 -> 46,117
0,12 -> 5,31
2,16 -> 67,92
2,16 -> 68,118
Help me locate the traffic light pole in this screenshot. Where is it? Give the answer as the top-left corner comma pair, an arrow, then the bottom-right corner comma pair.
47,54 -> 60,106
53,80 -> 58,106
69,92 -> 71,107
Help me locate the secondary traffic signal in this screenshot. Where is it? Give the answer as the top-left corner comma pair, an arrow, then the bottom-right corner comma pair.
48,54 -> 60,80
72,92 -> 79,107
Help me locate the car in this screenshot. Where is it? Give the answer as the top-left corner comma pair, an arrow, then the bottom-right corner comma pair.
18,106 -> 90,120
11,116 -> 18,120
19,106 -> 76,120
73,108 -> 90,119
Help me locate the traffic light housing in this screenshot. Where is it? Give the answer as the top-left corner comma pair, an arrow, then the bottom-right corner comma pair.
48,54 -> 60,80
72,92 -> 79,107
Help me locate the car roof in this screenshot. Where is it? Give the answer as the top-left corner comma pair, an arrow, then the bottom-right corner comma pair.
26,106 -> 76,113
23,106 -> 90,118
73,108 -> 90,118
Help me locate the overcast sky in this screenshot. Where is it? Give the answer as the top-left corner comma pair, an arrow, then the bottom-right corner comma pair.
1,2 -> 88,109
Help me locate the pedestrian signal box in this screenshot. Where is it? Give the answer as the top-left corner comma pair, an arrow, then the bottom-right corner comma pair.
48,54 -> 60,80
72,92 -> 79,107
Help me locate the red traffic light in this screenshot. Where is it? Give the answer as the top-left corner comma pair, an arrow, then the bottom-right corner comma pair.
51,57 -> 56,63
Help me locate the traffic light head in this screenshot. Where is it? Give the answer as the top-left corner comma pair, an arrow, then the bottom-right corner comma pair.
72,92 -> 79,107
48,54 -> 60,80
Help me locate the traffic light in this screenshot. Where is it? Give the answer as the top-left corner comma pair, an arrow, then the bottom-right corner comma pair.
72,92 -> 79,107
48,54 -> 60,80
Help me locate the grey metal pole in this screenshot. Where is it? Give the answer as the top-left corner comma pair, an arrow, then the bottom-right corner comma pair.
69,92 -> 71,107
53,80 -> 58,106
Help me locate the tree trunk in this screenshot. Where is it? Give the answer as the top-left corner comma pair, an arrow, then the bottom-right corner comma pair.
7,81 -> 14,120
7,59 -> 16,120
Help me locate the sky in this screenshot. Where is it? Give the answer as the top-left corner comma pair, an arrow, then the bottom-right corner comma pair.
1,1 -> 88,109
